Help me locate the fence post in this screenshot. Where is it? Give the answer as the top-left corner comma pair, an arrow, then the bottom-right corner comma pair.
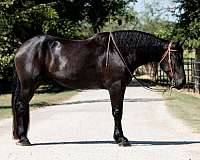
194,47 -> 200,93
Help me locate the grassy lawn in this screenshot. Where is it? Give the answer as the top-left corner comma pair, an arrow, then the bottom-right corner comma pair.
163,90 -> 200,133
0,89 -> 77,120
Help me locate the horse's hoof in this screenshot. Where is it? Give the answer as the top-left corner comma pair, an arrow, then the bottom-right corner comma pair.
115,137 -> 131,147
15,138 -> 31,146
118,140 -> 131,147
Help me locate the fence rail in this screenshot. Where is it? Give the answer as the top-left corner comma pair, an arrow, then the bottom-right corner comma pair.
156,58 -> 200,93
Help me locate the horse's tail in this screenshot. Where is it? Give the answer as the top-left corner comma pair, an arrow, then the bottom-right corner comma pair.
11,69 -> 21,138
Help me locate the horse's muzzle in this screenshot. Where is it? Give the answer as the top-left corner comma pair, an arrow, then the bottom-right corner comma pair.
175,78 -> 186,90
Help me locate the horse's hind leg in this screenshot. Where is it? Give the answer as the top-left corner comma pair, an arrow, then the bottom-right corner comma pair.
109,80 -> 130,146
12,74 -> 38,146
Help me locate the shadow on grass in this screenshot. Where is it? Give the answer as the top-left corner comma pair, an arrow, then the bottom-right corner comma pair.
31,140 -> 200,146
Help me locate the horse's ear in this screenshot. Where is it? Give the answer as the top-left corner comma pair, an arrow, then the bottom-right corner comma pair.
180,38 -> 187,46
173,41 -> 182,49
176,41 -> 181,47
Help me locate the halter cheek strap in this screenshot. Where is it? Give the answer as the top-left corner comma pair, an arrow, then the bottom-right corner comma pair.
159,42 -> 177,78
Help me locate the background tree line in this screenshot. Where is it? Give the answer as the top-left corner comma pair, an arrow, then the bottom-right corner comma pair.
0,0 -> 136,84
0,0 -> 199,90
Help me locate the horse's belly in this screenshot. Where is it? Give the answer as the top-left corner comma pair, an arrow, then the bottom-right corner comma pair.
50,71 -> 103,89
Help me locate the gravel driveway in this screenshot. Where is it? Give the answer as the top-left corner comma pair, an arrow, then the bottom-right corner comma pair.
0,87 -> 200,160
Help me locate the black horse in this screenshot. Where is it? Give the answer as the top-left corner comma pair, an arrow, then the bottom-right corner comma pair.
12,30 -> 186,146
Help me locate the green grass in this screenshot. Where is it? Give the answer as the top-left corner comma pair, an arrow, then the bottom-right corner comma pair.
0,90 -> 77,120
163,90 -> 200,133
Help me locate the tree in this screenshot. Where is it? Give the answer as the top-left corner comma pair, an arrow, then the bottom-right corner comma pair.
0,0 -> 137,83
135,1 -> 176,39
53,0 -> 136,33
84,0 -> 137,33
175,0 -> 200,48
102,5 -> 138,31
174,0 -> 200,92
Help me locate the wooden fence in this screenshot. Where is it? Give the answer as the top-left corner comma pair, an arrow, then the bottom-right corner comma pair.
155,58 -> 200,93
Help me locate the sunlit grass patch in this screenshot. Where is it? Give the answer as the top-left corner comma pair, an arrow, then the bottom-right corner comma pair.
163,90 -> 200,133
0,90 -> 77,120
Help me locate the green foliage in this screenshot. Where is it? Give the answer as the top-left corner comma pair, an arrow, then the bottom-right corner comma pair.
0,9 -> 17,56
154,21 -> 177,40
83,0 -> 136,33
102,6 -> 138,31
14,4 -> 59,41
0,0 -> 136,84
57,0 -> 136,33
174,0 -> 200,48
135,1 -> 177,41
0,54 -> 14,81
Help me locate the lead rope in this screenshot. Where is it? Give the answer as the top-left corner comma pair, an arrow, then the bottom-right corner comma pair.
107,32 -> 168,93
106,32 -> 111,67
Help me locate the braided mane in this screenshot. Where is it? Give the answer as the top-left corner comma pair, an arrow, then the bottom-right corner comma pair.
93,30 -> 171,66
95,30 -> 168,52
113,30 -> 168,47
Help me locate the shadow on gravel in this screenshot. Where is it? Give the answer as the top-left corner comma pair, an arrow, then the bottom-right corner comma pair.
31,140 -> 200,146
128,79 -> 157,87
0,98 -> 173,109
58,97 -> 173,106
0,97 -> 174,110
0,98 -> 174,110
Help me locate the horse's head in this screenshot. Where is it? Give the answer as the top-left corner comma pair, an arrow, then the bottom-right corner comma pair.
160,41 -> 186,89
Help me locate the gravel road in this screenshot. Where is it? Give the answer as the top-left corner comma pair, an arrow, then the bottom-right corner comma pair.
0,87 -> 200,160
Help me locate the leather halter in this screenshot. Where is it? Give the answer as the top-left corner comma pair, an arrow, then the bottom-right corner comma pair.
158,42 -> 177,78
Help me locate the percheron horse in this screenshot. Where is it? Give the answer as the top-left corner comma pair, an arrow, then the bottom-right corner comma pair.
12,30 -> 186,146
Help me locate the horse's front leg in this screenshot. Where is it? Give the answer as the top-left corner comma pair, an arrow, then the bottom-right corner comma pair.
109,81 -> 130,146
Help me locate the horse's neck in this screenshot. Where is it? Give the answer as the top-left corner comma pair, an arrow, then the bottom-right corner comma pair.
111,32 -> 167,69
127,45 -> 165,69
144,47 -> 164,63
